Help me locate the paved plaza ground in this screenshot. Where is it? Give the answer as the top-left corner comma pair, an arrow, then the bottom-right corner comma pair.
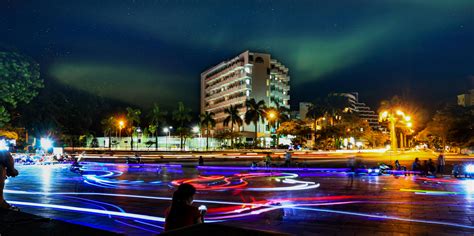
3,151 -> 474,235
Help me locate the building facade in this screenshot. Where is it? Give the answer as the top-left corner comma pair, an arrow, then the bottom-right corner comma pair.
201,51 -> 290,139
328,92 -> 381,130
457,89 -> 474,107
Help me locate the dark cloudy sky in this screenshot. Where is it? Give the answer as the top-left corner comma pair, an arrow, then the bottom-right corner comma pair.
1,0 -> 473,111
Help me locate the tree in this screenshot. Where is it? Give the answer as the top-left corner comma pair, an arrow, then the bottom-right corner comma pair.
419,105 -> 474,149
101,116 -> 116,149
172,102 -> 192,150
266,104 -> 290,146
200,111 -> 216,150
244,99 -> 266,147
277,120 -> 311,147
0,51 -> 43,127
223,104 -> 243,147
126,107 -> 141,150
305,101 -> 332,148
148,103 -> 167,150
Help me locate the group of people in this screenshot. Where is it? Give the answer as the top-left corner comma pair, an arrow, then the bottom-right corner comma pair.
13,153 -> 76,165
260,151 -> 293,168
411,152 -> 446,176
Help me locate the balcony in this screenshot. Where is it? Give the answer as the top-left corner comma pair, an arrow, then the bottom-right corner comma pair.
205,61 -> 245,83
207,96 -> 246,112
206,74 -> 248,91
206,84 -> 247,101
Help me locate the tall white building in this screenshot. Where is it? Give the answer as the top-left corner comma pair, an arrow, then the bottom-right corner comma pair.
201,51 -> 290,140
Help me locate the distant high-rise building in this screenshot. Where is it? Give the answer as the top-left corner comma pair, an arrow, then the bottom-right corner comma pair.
201,51 -> 290,139
457,89 -> 474,107
298,102 -> 312,120
328,92 -> 381,130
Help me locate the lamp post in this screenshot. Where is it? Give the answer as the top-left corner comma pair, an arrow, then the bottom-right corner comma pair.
267,110 -> 277,148
192,126 -> 201,150
118,120 -> 125,150
163,126 -> 172,151
136,127 -> 142,151
379,110 -> 414,152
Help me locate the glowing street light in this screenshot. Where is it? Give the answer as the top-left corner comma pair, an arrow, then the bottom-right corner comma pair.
268,111 -> 276,120
192,126 -> 201,150
164,126 -> 172,150
379,108 -> 414,151
118,120 -> 125,138
40,138 -> 53,151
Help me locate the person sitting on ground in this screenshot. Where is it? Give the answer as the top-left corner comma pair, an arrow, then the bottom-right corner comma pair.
412,158 -> 421,173
395,160 -> 407,173
395,160 -> 401,170
0,141 -> 19,211
165,183 -> 203,231
251,161 -> 258,168
421,160 -> 429,176
427,158 -> 436,175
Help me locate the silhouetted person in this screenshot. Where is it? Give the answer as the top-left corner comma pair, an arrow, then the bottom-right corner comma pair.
198,156 -> 204,166
0,141 -> 19,211
428,158 -> 436,175
347,156 -> 356,186
284,151 -> 292,167
412,158 -> 421,174
264,153 -> 272,167
421,160 -> 429,176
437,152 -> 446,175
165,183 -> 202,231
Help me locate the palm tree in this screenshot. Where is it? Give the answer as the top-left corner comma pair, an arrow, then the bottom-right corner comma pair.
267,104 -> 290,146
244,99 -> 266,147
172,102 -> 192,150
306,101 -> 331,149
126,107 -> 141,150
101,116 -> 116,150
223,104 -> 243,147
200,111 -> 216,150
148,103 -> 168,151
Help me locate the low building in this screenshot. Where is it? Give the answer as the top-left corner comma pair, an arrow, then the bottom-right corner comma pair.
457,89 -> 474,107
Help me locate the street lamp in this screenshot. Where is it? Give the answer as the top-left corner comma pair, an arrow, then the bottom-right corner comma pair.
267,110 -> 278,147
136,127 -> 142,150
192,126 -> 201,150
164,126 -> 172,150
118,120 -> 125,150
379,109 -> 414,152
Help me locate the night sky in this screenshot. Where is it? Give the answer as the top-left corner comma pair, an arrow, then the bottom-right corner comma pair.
2,0 -> 473,112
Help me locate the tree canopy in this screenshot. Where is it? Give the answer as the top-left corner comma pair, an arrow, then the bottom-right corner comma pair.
0,51 -> 43,127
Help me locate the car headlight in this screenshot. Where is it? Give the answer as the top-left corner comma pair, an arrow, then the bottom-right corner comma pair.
465,164 -> 474,173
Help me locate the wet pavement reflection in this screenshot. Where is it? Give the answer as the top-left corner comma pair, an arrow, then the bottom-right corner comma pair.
4,163 -> 474,235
